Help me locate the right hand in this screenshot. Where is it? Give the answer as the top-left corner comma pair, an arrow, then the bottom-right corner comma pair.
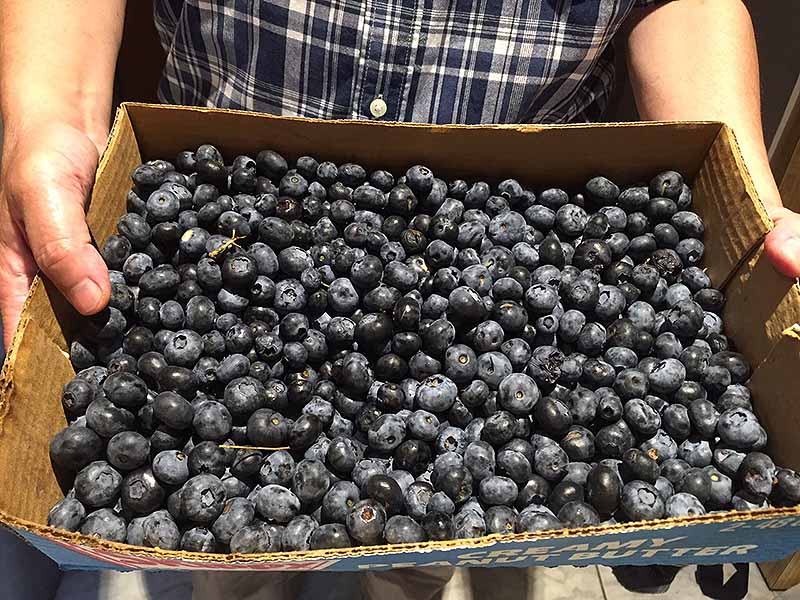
0,120 -> 111,349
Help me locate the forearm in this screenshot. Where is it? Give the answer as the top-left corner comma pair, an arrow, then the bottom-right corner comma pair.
625,0 -> 780,212
0,1 -> 126,152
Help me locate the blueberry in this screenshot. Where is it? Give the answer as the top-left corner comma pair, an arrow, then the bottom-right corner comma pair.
482,410 -> 517,446
648,358 -> 686,395
453,507 -> 486,539
47,497 -> 86,532
516,505 -> 562,532
533,397 -> 571,438
481,505 -> 516,534
80,508 -> 127,542
619,446 -> 659,485
557,501 -> 599,528
623,398 -> 661,437
497,373 -> 540,415
576,323 -> 607,357
595,420 -> 635,459
665,492 -> 706,518
193,400 -> 233,441
559,426 -> 595,462
704,466 -> 733,509
621,480 -> 665,521
292,459 -> 331,504
181,527 -> 216,552
533,444 -> 568,482
255,484 -> 301,523
586,464 -> 621,515
224,376 -> 267,422
677,468 -> 712,504
142,509 -> 180,550
281,515 -> 319,551
152,450 -> 190,486
212,497 -> 256,545
731,491 -> 768,512
309,523 -> 352,549
344,499 -> 386,545
596,392 -> 623,423
188,441 -> 228,477
435,425 -> 467,456
365,474 -> 404,515
181,474 -> 226,524
102,371 -> 148,410
679,437 -> 713,467
230,522 -> 281,553
566,386 -> 597,425
585,176 -> 620,205
525,283 -> 559,316
431,461 -> 472,504
736,452 -> 776,500
286,413 -> 322,451
774,469 -> 800,506
479,475 -> 519,506
476,352 -> 514,390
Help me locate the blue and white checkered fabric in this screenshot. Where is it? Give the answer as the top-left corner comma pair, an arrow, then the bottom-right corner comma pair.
154,0 -> 665,124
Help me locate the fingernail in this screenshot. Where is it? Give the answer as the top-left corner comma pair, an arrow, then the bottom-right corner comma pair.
68,278 -> 105,315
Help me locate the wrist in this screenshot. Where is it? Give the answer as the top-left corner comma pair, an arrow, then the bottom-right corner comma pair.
1,89 -> 111,157
3,111 -> 110,164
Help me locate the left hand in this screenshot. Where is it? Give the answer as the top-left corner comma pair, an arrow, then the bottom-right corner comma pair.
764,206 -> 800,278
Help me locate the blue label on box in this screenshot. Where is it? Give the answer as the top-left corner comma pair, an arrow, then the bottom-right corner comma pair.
12,512 -> 800,572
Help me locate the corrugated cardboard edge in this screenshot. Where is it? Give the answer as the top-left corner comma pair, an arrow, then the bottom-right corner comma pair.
4,505 -> 800,565
0,105 -> 132,431
694,125 -> 772,288
0,279 -> 40,430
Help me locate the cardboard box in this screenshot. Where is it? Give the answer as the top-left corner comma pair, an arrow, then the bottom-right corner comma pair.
1,103 -> 799,572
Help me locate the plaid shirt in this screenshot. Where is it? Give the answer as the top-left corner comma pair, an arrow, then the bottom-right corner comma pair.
155,0 -> 665,125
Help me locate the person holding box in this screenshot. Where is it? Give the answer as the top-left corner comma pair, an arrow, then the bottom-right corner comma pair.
0,1 -> 797,599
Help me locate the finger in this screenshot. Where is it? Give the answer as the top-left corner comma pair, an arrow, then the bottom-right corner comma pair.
14,167 -> 110,317
0,207 -> 38,349
764,212 -> 800,278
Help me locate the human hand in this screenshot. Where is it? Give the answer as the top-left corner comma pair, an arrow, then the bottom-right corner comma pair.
764,205 -> 800,279
0,120 -> 110,349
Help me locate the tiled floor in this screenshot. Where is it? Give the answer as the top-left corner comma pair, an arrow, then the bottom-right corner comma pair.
439,564 -> 800,600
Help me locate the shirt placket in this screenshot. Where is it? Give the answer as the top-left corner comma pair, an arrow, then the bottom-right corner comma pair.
357,0 -> 418,121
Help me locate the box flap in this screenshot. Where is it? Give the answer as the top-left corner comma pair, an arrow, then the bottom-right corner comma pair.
748,326 -> 800,471
693,126 -> 772,286
723,244 -> 800,369
123,103 -> 721,190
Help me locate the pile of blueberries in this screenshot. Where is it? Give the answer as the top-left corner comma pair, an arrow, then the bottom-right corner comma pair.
47,144 -> 800,554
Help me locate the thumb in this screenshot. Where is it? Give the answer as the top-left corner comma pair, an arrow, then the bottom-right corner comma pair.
15,162 -> 110,316
764,208 -> 800,279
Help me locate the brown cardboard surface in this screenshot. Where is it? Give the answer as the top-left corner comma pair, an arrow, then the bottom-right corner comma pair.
87,107 -> 142,244
692,126 -> 772,287
761,552 -> 800,591
125,103 -> 720,188
0,103 -> 798,567
748,325 -> 800,471
724,244 -> 800,370
0,312 -> 72,520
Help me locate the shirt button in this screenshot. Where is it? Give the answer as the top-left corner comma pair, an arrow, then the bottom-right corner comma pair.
369,97 -> 387,118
